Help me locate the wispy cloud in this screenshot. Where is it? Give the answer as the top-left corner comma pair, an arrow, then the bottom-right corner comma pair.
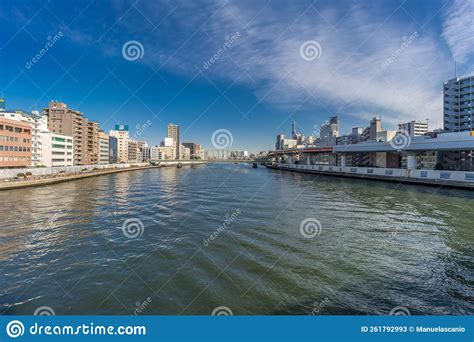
124,0 -> 449,128
442,0 -> 474,64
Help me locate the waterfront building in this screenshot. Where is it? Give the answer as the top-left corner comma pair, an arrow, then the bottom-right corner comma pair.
150,145 -> 175,160
29,111 -> 49,167
0,107 -> 47,167
127,140 -> 138,163
109,136 -> 118,164
44,101 -> 88,165
109,128 -> 129,163
443,75 -> 474,171
180,144 -> 190,160
98,131 -> 109,165
136,141 -> 149,162
167,123 -> 180,159
43,133 -> 74,167
86,121 -> 99,165
0,117 -> 32,168
182,142 -> 197,159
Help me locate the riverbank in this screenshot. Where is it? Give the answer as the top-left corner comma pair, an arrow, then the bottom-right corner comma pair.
0,161 -> 206,191
267,163 -> 474,190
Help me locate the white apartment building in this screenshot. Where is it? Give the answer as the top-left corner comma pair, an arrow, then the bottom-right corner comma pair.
42,133 -> 74,167
109,130 -> 129,163
399,120 -> 428,136
98,131 -> 109,165
150,146 -> 175,161
180,145 -> 190,160
0,109 -> 73,167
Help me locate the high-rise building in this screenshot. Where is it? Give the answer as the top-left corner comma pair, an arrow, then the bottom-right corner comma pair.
442,75 -> 474,171
98,131 -> 109,165
0,117 -> 32,168
444,76 -> 473,132
86,121 -> 99,165
398,120 -> 428,136
167,123 -> 180,159
44,101 -> 87,165
109,128 -> 129,163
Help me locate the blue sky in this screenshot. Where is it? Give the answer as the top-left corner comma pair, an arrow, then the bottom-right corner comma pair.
0,0 -> 473,152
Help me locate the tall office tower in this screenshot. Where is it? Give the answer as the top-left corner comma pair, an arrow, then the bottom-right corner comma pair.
44,101 -> 88,165
442,75 -> 474,171
167,123 -> 180,159
86,121 -> 99,165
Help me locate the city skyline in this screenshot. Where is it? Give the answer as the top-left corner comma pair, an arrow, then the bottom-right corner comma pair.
1,0 -> 473,152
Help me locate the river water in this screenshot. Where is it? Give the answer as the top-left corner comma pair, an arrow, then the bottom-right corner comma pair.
1,163 -> 473,315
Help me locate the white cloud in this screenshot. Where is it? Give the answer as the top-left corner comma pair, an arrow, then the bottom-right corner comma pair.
442,0 -> 474,64
108,0 -> 454,129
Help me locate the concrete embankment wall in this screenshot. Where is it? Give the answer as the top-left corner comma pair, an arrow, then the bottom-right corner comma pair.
268,163 -> 474,190
0,161 -> 206,180
0,163 -> 148,180
0,161 -> 208,191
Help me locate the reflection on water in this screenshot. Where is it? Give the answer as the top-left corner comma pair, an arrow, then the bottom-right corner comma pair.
0,163 -> 473,315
